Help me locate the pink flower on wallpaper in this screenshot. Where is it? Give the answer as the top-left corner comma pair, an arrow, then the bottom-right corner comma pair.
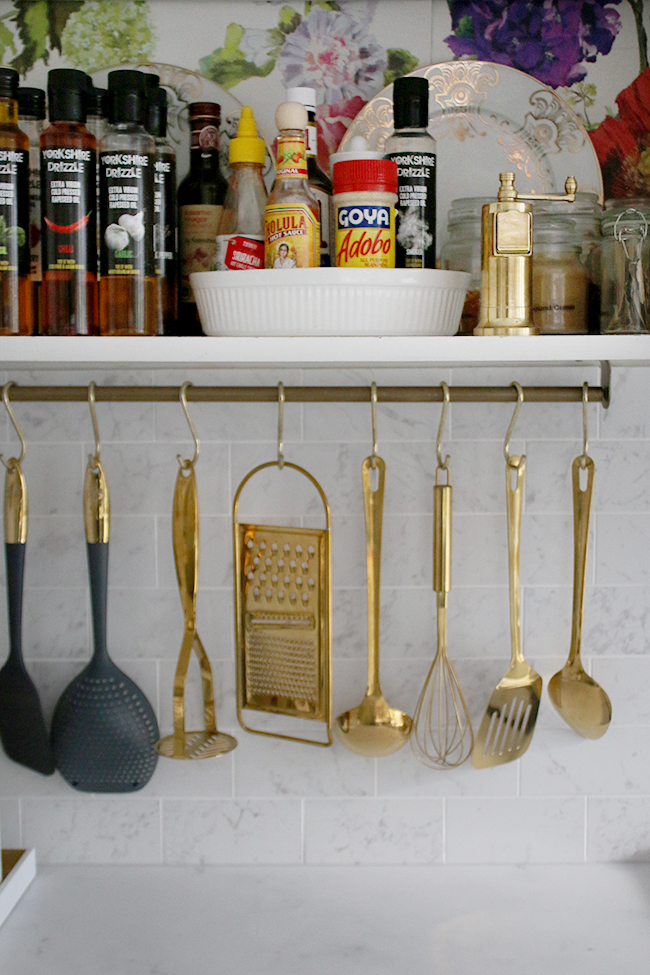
315,96 -> 366,172
277,7 -> 387,105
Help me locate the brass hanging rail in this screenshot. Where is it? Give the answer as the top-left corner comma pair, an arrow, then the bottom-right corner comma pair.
4,383 -> 609,405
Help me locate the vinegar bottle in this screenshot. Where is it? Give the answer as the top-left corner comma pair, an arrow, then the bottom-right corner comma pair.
18,85 -> 45,331
40,69 -> 98,335
99,69 -> 156,336
264,101 -> 320,269
177,102 -> 228,335
0,67 -> 34,335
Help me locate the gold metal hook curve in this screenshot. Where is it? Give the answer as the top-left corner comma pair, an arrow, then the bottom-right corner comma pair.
277,381 -> 285,470
436,382 -> 451,478
503,382 -> 524,463
1,381 -> 26,469
370,382 -> 378,469
87,381 -> 102,469
177,381 -> 200,469
580,382 -> 589,468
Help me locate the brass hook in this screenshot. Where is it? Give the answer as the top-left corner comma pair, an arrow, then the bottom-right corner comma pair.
503,382 -> 524,463
435,382 -> 450,482
1,382 -> 26,470
580,382 -> 589,468
88,381 -> 101,468
277,382 -> 284,470
370,382 -> 378,469
178,381 -> 200,469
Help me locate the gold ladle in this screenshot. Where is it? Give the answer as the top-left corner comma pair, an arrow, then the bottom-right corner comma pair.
335,454 -> 412,756
548,388 -> 611,738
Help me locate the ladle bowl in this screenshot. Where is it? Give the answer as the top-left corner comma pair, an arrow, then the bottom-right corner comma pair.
336,692 -> 412,757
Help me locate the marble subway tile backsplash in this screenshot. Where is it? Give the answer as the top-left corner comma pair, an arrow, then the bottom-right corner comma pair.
1,365 -> 650,865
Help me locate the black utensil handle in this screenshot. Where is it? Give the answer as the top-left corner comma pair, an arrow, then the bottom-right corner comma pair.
5,542 -> 25,664
87,541 -> 110,661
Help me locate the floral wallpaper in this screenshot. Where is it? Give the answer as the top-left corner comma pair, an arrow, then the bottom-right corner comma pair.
0,0 -> 649,197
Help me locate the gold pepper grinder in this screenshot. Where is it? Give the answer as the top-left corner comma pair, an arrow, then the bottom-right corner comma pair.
475,172 -> 578,336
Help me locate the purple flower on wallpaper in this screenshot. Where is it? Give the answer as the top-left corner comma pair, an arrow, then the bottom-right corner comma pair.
445,0 -> 622,88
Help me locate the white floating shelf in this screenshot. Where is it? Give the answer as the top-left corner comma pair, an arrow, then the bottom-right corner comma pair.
0,335 -> 648,371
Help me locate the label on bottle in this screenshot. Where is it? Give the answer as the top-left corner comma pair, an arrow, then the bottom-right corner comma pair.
153,154 -> 176,282
179,203 -> 222,301
27,144 -> 41,280
276,136 -> 308,179
265,205 -> 319,268
215,234 -> 264,270
306,121 -> 317,158
99,151 -> 154,278
0,148 -> 30,275
42,146 -> 96,274
335,203 -> 395,268
385,150 -> 436,268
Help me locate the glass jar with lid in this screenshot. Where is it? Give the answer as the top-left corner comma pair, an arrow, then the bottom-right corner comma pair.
533,192 -> 602,332
532,215 -> 588,334
440,197 -> 489,334
600,199 -> 650,334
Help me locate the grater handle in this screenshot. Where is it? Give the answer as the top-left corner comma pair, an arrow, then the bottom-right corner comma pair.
362,455 -> 385,697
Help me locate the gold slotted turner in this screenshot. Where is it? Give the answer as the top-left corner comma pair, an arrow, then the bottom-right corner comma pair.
473,384 -> 542,768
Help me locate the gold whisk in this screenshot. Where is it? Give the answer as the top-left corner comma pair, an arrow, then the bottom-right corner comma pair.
411,383 -> 474,770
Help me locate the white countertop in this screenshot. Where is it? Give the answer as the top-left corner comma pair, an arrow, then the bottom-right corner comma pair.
1,862 -> 650,974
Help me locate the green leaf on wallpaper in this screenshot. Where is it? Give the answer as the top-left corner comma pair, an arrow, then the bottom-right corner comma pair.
199,22 -> 285,89
455,15 -> 475,40
10,0 -> 83,75
384,49 -> 419,87
278,5 -> 301,34
0,18 -> 16,63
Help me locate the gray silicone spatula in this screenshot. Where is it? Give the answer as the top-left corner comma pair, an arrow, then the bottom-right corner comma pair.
0,443 -> 54,776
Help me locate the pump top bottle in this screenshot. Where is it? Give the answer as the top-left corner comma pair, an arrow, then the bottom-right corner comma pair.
40,68 -> 98,336
384,75 -> 437,269
215,106 -> 267,271
99,69 -> 156,335
264,100 -> 320,269
0,67 -> 33,335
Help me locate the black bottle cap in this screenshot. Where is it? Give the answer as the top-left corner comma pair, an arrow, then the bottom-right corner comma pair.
47,69 -> 89,123
146,86 -> 167,138
0,66 -> 19,100
392,75 -> 429,130
144,73 -> 159,92
18,86 -> 46,120
107,69 -> 147,124
87,85 -> 107,119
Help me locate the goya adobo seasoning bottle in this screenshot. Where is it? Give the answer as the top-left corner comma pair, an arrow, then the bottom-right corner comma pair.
40,69 -> 98,335
99,70 -> 156,335
0,67 -> 33,334
384,75 -> 436,268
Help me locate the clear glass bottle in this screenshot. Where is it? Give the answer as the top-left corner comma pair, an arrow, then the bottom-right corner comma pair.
40,69 -> 98,336
215,106 -> 267,271
86,85 -> 107,273
18,85 -> 45,330
384,75 -> 436,268
177,102 -> 228,335
440,197 -> 491,334
264,101 -> 320,269
600,199 -> 650,334
0,67 -> 35,335
99,69 -> 156,336
146,85 -> 177,334
285,86 -> 332,266
532,215 -> 588,334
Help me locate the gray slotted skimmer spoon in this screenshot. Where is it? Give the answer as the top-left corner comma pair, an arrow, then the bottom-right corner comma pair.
51,384 -> 159,791
473,384 -> 542,768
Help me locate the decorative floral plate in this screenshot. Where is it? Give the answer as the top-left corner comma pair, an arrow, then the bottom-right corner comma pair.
90,62 -> 275,187
341,61 -> 603,245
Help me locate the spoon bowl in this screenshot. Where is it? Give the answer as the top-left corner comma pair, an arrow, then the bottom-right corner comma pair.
335,692 -> 412,757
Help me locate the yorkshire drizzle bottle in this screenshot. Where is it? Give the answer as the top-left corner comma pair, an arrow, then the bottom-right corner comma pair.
0,67 -> 33,335
40,69 -> 98,335
99,70 -> 156,336
146,85 -> 177,334
18,85 -> 45,329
